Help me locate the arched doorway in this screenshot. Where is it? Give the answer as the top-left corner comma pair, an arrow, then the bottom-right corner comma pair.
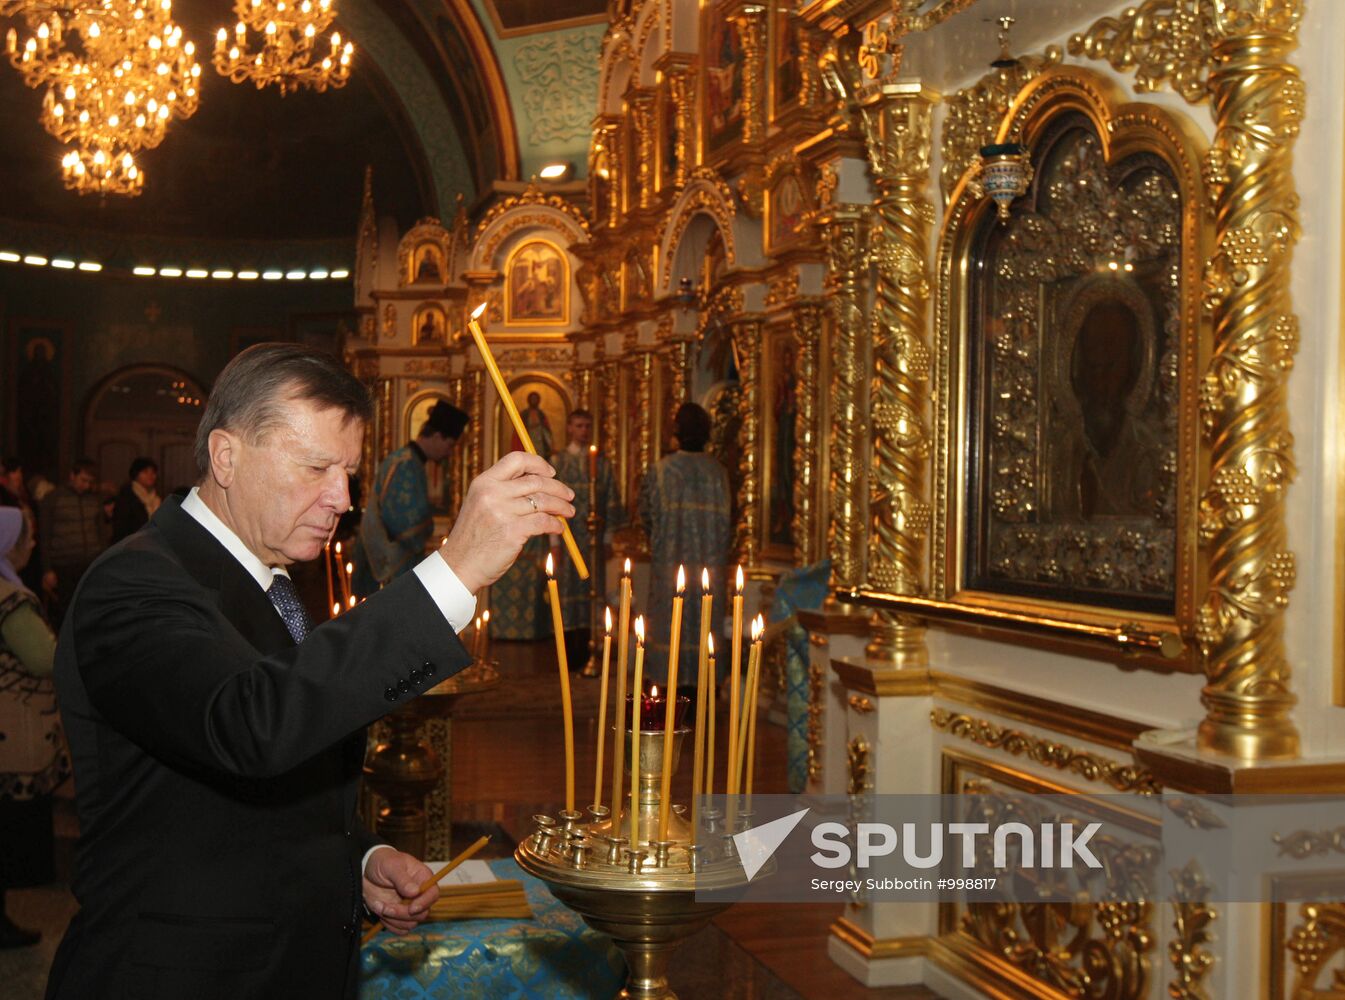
83,365 -> 206,495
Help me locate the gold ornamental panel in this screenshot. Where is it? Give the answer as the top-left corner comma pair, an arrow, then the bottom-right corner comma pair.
933,66 -> 1209,671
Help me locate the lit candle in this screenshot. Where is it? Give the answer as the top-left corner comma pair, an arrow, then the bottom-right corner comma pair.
331,601 -> 340,620
728,565 -> 744,795
690,569 -> 712,842
480,608 -> 491,662
610,559 -> 633,822
629,616 -> 646,852
342,562 -> 354,606
467,303 -> 588,579
737,615 -> 763,795
745,616 -> 765,800
323,541 -> 335,614
335,541 -> 351,605
471,615 -> 482,659
546,552 -> 575,814
704,633 -> 716,796
593,606 -> 613,810
347,594 -> 356,611
588,443 -> 598,481
658,565 -> 686,841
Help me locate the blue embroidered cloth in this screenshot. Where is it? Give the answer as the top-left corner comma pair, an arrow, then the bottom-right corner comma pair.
767,559 -> 831,793
359,858 -> 624,999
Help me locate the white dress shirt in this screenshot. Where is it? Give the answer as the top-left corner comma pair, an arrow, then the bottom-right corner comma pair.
180,487 -> 476,871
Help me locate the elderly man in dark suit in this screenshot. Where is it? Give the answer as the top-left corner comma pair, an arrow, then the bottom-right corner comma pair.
46,344 -> 574,999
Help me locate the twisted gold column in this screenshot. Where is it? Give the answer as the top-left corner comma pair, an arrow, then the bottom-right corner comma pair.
858,84 -> 936,665
602,359 -> 621,493
734,6 -> 766,146
468,368 -> 485,479
667,67 -> 694,186
820,207 -> 871,590
1197,3 -> 1303,760
793,304 -> 823,566
635,351 -> 655,497
732,317 -> 762,567
630,92 -> 656,211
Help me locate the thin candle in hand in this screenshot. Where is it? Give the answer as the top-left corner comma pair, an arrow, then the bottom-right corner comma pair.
728,565 -> 744,795
546,552 -> 575,813
610,560 -> 632,823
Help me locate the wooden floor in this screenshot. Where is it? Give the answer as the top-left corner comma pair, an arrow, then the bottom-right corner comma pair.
452,638 -> 942,1000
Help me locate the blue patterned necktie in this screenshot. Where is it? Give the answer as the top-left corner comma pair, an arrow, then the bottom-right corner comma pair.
266,574 -> 312,644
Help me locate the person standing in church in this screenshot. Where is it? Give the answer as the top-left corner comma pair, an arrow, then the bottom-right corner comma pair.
38,458 -> 104,628
110,457 -> 161,543
46,344 -> 573,999
351,400 -> 469,597
638,402 -> 731,699
550,409 -> 626,671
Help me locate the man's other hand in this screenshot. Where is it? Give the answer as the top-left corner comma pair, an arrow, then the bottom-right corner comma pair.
362,848 -> 439,935
438,452 -> 576,594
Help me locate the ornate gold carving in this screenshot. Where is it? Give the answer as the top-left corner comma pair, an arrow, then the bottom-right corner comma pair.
1273,827 -> 1345,860
820,207 -> 870,590
474,180 -> 591,243
602,359 -> 621,494
846,734 -> 871,796
891,0 -> 980,34
494,347 -> 574,367
660,168 -> 738,288
480,212 -> 586,270
733,5 -> 766,146
793,304 -> 822,566
764,271 -> 799,308
847,694 -> 873,714
1168,861 -> 1216,1000
667,66 -> 694,191
1286,902 -> 1345,998
381,302 -> 397,339
954,777 -> 1156,1000
404,359 -> 450,375
577,365 -> 594,412
635,351 -> 654,501
732,317 -> 762,566
816,164 -> 838,208
629,89 -> 657,211
940,49 -> 1061,202
396,217 -> 449,289
930,709 -> 1162,794
1192,2 -> 1303,760
858,85 -> 935,665
806,657 -> 824,783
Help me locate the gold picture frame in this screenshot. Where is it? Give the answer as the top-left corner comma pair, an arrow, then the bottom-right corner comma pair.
503,239 -> 569,326
932,66 -> 1210,671
759,319 -> 800,562
699,0 -> 749,166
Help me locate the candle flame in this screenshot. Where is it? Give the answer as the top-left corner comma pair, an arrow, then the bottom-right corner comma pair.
735,564 -> 744,592
605,605 -> 613,633
481,609 -> 490,625
348,595 -> 357,608
332,602 -> 340,617
589,444 -> 597,454
701,567 -> 710,593
470,302 -> 487,320
707,632 -> 715,655
650,684 -> 659,698
676,564 -> 686,593
751,615 -> 763,641
474,615 -> 482,630
545,551 -> 555,577
344,562 -> 353,575
334,541 -> 342,555
623,557 -> 632,577
634,615 -> 645,644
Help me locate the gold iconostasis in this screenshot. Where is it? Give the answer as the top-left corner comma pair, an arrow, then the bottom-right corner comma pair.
342,1 -> 1345,997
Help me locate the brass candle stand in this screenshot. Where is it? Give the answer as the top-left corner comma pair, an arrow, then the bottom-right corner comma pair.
515,724 -> 761,1000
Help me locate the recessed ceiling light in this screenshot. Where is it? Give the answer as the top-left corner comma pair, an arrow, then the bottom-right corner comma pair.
133,266 -> 156,276
330,269 -> 349,279
23,255 -> 48,266
538,162 -> 571,180
159,267 -> 183,277
309,269 -> 329,280
0,252 -> 19,262
285,270 -> 305,280
78,261 -> 102,271
51,258 -> 76,269
185,269 -> 208,278
237,270 -> 259,280
211,269 -> 234,279
262,270 -> 283,280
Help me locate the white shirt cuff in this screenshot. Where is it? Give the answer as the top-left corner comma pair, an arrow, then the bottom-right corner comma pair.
412,553 -> 477,633
362,843 -> 395,877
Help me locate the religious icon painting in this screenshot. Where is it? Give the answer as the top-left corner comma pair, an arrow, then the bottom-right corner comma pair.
761,323 -> 800,560
656,74 -> 681,194
701,1 -> 746,159
411,242 -> 446,285
765,170 -> 808,256
505,240 -> 569,325
412,303 -> 447,345
496,375 -> 570,462
769,4 -> 804,124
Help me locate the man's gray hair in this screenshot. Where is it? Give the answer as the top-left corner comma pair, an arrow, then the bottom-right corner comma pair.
194,343 -> 373,474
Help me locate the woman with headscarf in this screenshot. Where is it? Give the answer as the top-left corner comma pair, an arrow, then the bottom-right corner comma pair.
0,506 -> 66,947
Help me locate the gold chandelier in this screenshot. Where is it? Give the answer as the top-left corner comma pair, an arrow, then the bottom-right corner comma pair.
213,0 -> 353,95
5,0 -> 201,196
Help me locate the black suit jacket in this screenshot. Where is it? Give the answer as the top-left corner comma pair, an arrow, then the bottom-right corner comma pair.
46,496 -> 468,1000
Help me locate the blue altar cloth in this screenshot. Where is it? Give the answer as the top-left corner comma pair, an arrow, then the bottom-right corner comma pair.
359,858 -> 624,999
